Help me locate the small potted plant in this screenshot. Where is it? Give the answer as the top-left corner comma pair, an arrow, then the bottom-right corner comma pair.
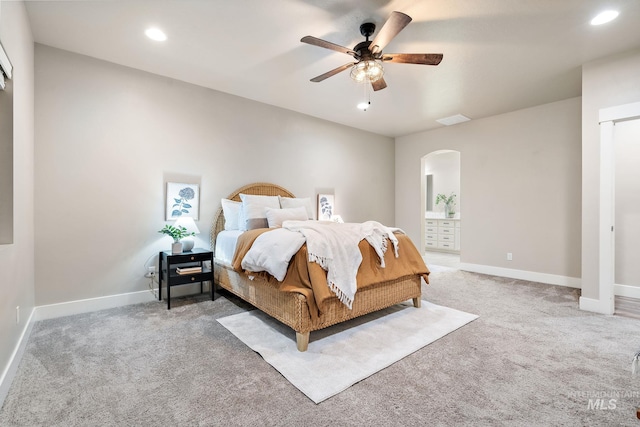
435,192 -> 457,218
158,224 -> 195,254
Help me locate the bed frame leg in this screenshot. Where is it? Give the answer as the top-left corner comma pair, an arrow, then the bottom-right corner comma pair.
296,332 -> 309,352
412,297 -> 421,308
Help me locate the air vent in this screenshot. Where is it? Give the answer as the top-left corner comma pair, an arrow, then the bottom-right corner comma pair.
436,114 -> 470,126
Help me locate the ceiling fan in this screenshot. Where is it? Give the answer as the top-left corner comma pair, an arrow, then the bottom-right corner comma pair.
301,11 -> 443,91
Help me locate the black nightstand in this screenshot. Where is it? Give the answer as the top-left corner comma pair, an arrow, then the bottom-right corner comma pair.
158,248 -> 214,309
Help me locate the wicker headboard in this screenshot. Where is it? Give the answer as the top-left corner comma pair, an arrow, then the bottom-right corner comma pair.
210,182 -> 295,250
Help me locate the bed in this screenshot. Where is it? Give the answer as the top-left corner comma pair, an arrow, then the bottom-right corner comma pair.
211,182 -> 429,351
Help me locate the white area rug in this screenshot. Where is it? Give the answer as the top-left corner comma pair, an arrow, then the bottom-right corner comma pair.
427,264 -> 458,273
218,300 -> 478,403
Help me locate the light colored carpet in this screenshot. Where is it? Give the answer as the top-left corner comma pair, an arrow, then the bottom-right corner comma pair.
217,300 -> 478,403
2,269 -> 640,426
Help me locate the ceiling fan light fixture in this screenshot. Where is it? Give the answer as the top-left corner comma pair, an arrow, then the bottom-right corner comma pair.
301,11 -> 442,90
357,101 -> 370,110
350,60 -> 384,83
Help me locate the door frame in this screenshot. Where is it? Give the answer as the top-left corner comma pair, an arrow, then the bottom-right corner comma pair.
592,101 -> 640,314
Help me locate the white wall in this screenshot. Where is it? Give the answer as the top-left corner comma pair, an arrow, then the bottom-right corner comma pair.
396,97 -> 582,278
424,151 -> 460,214
615,119 -> 640,287
34,44 -> 395,306
581,48 -> 640,300
0,0 -> 35,396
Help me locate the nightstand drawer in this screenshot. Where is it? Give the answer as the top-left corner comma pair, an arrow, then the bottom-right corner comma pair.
439,227 -> 455,234
166,252 -> 211,263
425,219 -> 438,227
425,234 -> 437,241
425,226 -> 438,233
425,240 -> 437,248
168,270 -> 213,286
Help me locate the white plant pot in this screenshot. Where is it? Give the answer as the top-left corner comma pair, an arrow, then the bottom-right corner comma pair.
181,237 -> 195,252
171,241 -> 183,254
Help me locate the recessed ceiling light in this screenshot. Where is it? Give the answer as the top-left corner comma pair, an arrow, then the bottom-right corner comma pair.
590,10 -> 619,26
145,27 -> 167,42
436,114 -> 471,126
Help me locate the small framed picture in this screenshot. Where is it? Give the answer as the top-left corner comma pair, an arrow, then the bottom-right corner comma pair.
166,182 -> 199,220
317,194 -> 334,221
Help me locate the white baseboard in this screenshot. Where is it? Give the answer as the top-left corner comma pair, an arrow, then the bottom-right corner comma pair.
458,263 -> 640,313
35,290 -> 157,321
0,307 -> 35,409
578,289 -> 637,315
458,263 -> 582,288
614,283 -> 640,299
1,283 -> 213,407
35,283 -> 212,321
579,296 -> 614,315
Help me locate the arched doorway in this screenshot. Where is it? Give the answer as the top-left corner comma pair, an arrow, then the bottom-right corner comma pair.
420,150 -> 461,264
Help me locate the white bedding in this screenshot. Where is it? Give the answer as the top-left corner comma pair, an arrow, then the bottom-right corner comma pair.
239,220 -> 400,309
240,228 -> 306,281
216,222 -> 404,309
215,230 -> 244,266
281,220 -> 399,309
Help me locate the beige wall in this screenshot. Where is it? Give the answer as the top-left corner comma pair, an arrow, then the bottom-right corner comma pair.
34,44 -> 395,306
581,48 -> 640,300
0,0 -> 35,390
396,97 -> 582,278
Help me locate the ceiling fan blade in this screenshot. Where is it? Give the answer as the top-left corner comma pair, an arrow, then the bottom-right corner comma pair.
371,77 -> 387,91
310,62 -> 354,82
382,53 -> 443,65
369,11 -> 412,55
301,36 -> 357,58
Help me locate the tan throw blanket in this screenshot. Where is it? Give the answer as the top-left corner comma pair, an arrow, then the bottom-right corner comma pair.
283,220 -> 399,309
232,228 -> 430,322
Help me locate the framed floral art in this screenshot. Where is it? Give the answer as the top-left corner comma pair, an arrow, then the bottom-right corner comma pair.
317,194 -> 334,221
166,182 -> 199,220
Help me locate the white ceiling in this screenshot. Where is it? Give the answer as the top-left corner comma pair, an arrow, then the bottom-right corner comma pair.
24,0 -> 640,137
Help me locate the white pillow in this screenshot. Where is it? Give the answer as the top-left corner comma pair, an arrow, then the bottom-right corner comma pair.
221,199 -> 241,230
240,194 -> 280,230
265,206 -> 308,228
278,196 -> 314,219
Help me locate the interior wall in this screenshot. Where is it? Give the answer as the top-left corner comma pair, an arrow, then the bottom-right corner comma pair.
581,47 -> 640,300
34,44 -> 395,306
0,0 -> 35,389
424,151 -> 460,214
396,97 -> 581,278
614,119 -> 640,287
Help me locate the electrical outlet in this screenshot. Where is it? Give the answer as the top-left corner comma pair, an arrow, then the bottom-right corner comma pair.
16,306 -> 19,324
507,252 -> 513,261
145,266 -> 156,278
